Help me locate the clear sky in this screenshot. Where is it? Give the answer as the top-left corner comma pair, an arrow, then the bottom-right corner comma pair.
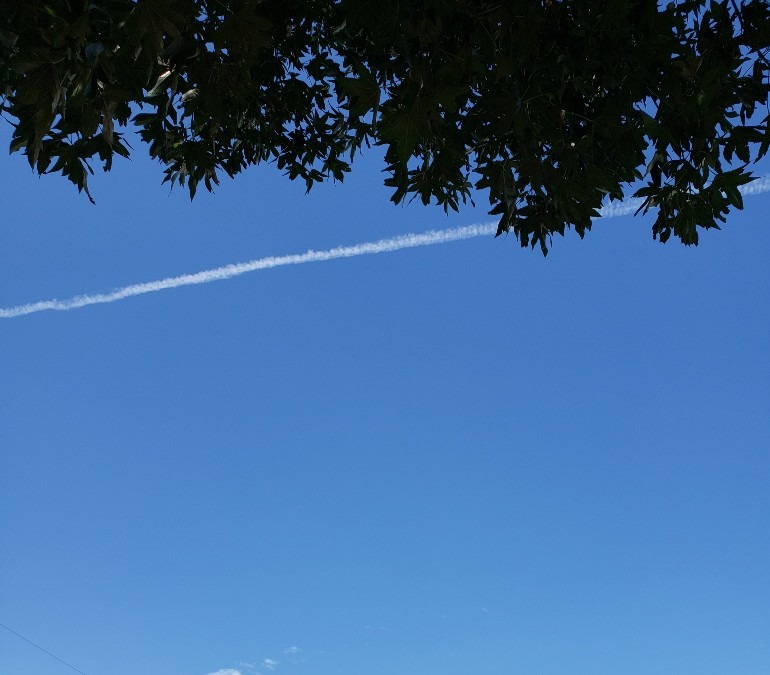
1,125 -> 769,675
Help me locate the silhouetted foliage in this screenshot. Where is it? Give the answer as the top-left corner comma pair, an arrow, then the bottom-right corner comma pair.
2,0 -> 769,252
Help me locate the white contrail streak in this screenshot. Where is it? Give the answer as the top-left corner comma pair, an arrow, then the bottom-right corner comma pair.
2,175 -> 769,319
598,174 -> 770,218
0,222 -> 496,319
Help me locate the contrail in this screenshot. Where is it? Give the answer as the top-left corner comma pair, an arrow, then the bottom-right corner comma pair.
2,175 -> 769,319
0,222 -> 496,318
598,174 -> 770,218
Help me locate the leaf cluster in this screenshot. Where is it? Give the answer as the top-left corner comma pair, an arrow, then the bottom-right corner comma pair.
2,0 -> 769,251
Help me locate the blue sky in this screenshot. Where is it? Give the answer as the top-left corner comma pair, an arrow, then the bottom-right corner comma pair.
1,127 -> 769,675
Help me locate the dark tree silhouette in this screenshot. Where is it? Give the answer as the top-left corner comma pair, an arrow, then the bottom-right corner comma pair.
2,0 -> 769,252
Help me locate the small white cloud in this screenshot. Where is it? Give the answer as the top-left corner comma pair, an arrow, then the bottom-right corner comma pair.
207,670 -> 242,675
283,646 -> 300,655
262,658 -> 279,671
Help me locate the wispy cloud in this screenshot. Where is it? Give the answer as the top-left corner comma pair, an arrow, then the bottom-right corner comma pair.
262,658 -> 279,671
207,669 -> 243,675
282,647 -> 300,655
2,176 -> 767,320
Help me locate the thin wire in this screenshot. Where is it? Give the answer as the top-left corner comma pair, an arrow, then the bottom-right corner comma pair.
0,622 -> 90,675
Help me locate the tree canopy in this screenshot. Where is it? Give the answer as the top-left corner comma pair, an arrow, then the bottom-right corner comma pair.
2,0 -> 769,252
